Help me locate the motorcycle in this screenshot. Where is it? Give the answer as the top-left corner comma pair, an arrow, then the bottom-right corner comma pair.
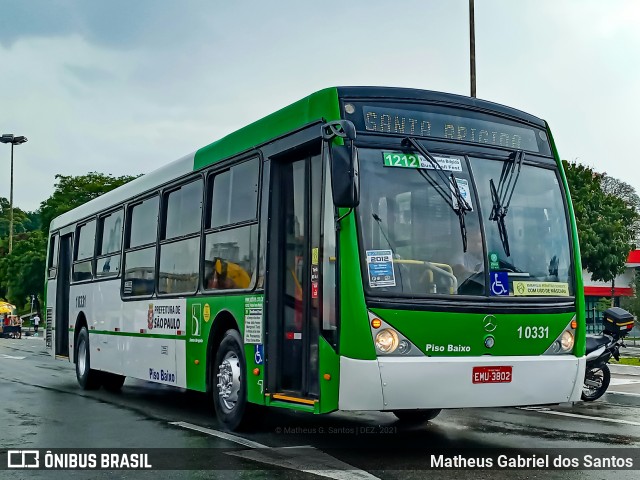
582,307 -> 634,401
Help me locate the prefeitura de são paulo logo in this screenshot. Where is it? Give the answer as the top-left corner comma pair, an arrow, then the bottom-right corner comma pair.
147,303 -> 154,330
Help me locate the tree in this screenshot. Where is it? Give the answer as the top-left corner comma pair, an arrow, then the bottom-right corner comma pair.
0,230 -> 47,308
602,175 -> 640,244
39,172 -> 140,233
0,197 -> 33,238
0,172 -> 140,309
601,175 -> 640,211
563,161 -> 639,287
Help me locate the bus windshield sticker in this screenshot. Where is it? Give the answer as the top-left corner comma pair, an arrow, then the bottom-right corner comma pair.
490,271 -> 510,296
452,178 -> 473,211
311,263 -> 320,298
489,252 -> 500,270
513,281 -> 570,297
382,152 -> 462,171
366,249 -> 396,288
244,296 -> 264,344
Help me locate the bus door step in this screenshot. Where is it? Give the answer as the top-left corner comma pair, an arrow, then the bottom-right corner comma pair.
271,393 -> 317,406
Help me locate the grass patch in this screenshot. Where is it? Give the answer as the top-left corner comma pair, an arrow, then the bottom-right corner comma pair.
610,357 -> 640,366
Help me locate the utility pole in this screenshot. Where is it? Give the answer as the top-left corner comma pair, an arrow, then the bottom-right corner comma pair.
469,0 -> 476,98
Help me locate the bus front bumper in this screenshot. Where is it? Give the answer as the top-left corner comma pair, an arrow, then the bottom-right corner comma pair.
338,355 -> 585,411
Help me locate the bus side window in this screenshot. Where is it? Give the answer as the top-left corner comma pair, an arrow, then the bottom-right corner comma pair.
158,179 -> 202,295
123,196 -> 159,297
96,209 -> 124,278
48,233 -> 59,278
204,158 -> 259,291
72,220 -> 96,282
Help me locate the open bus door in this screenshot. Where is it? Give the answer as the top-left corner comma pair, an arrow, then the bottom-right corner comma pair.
266,149 -> 323,406
55,233 -> 72,357
264,121 -> 356,410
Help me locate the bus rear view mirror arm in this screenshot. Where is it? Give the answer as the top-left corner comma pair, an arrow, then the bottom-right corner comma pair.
322,120 -> 360,210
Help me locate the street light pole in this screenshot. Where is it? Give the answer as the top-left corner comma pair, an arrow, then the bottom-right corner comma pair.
9,142 -> 14,253
469,0 -> 476,98
0,134 -> 28,254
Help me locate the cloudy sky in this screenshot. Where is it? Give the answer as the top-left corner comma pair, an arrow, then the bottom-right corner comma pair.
1,0 -> 639,212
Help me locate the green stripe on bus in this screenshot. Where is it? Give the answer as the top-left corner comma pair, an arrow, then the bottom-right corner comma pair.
86,329 -> 187,340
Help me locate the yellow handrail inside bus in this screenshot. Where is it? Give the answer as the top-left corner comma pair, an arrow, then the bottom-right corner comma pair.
394,259 -> 457,294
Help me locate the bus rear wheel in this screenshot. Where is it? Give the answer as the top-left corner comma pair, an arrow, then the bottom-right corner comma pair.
212,329 -> 254,431
75,327 -> 101,390
392,409 -> 441,423
102,372 -> 126,392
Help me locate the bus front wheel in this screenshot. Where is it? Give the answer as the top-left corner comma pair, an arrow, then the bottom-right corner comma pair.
392,409 -> 441,423
75,327 -> 101,390
212,329 -> 254,431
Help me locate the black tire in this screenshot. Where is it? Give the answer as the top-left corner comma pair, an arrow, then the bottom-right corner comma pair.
102,372 -> 126,392
581,364 -> 611,401
212,329 -> 255,431
75,327 -> 101,390
393,409 -> 441,423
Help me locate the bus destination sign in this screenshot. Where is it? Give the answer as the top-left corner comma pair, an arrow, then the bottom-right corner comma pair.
363,106 -> 542,153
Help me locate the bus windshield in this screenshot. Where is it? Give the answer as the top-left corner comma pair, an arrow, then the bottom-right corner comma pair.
357,148 -> 573,298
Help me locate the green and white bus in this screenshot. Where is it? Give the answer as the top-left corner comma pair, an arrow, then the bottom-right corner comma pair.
45,87 -> 585,430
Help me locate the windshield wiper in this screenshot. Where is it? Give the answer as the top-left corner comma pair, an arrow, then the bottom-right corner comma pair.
403,137 -> 472,251
489,150 -> 524,257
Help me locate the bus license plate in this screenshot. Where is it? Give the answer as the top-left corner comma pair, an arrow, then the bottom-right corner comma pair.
472,366 -> 512,384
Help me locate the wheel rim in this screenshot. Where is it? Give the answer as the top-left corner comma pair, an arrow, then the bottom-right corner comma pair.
583,368 -> 604,398
78,338 -> 87,377
216,351 -> 241,412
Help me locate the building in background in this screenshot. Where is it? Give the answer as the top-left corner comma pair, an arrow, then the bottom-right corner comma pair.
583,250 -> 640,334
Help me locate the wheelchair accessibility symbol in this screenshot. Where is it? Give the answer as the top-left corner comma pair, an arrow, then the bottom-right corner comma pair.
254,344 -> 264,365
490,272 -> 509,296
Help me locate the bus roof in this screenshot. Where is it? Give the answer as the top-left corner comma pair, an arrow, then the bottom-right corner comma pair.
49,86 -> 546,231
335,86 -> 547,128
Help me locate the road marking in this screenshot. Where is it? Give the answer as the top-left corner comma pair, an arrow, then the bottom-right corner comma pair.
609,365 -> 640,377
228,447 -> 380,480
171,421 -> 379,479
609,378 -> 640,386
0,354 -> 26,360
519,407 -> 640,426
607,390 -> 640,398
169,421 -> 267,448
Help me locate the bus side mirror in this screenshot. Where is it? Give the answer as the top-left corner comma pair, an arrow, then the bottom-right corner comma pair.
323,120 -> 360,209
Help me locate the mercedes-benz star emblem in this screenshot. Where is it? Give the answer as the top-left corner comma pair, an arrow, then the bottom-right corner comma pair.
483,315 -> 497,333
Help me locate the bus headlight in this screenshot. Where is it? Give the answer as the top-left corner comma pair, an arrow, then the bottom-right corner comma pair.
375,329 -> 399,354
560,330 -> 574,352
543,318 -> 577,355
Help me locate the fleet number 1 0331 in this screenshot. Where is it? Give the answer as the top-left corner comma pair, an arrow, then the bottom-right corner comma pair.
517,326 -> 549,339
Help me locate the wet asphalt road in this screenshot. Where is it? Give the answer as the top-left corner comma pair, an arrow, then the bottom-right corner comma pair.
1,336 -> 640,479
